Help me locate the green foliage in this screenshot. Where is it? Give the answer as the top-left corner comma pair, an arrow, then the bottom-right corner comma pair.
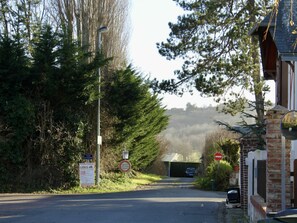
195,160 -> 232,191
154,0 -> 273,135
202,129 -> 238,170
207,160 -> 232,191
217,100 -> 268,150
104,66 -> 169,171
0,24 -> 105,191
0,34 -> 36,191
156,0 -> 269,92
194,177 -> 213,191
199,130 -> 239,191
0,35 -> 30,93
219,139 -> 240,168
31,172 -> 162,194
0,22 -> 168,191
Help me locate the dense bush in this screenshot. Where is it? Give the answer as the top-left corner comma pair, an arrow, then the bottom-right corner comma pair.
195,160 -> 232,191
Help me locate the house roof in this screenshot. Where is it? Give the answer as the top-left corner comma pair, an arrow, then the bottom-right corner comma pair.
161,153 -> 183,162
250,0 -> 297,78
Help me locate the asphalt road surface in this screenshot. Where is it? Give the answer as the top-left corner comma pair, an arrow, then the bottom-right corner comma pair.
0,177 -> 226,223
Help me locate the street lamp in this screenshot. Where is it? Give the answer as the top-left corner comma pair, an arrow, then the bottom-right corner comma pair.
96,26 -> 108,185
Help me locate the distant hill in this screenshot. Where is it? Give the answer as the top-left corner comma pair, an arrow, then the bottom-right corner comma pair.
161,104 -> 249,162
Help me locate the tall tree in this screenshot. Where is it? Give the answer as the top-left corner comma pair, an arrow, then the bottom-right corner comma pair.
0,0 -> 45,52
103,66 -> 169,171
0,24 -> 108,191
0,1 -> 169,191
0,34 -> 34,191
48,0 -> 132,167
50,0 -> 129,68
155,0 -> 273,127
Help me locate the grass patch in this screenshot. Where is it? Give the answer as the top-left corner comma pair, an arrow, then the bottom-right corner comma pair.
44,172 -> 163,194
130,173 -> 163,185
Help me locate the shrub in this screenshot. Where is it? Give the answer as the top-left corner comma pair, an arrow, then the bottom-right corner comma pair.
195,160 -> 232,191
206,160 -> 232,191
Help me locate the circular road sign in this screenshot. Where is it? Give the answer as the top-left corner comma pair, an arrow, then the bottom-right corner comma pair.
119,160 -> 131,172
214,152 -> 223,161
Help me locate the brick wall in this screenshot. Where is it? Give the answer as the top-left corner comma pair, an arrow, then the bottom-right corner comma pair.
265,105 -> 291,212
240,137 -> 259,210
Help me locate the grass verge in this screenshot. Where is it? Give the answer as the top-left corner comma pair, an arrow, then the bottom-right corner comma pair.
46,172 -> 163,194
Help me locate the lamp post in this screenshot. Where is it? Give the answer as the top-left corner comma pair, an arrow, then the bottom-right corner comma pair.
96,26 -> 108,185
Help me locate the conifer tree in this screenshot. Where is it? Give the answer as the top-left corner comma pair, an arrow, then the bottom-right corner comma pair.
155,0 -> 273,127
0,35 -> 34,190
104,67 -> 169,171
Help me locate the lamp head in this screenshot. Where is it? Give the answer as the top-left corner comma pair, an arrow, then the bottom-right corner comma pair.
98,26 -> 108,33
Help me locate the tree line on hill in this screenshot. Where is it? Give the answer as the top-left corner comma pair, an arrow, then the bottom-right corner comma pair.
162,103 -> 251,162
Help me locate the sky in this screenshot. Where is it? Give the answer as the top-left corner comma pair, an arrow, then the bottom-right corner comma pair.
128,0 -> 275,109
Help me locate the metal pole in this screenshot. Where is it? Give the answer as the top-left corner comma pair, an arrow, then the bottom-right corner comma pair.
96,26 -> 108,185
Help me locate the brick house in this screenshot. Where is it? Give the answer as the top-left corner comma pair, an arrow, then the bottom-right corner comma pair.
242,0 -> 297,222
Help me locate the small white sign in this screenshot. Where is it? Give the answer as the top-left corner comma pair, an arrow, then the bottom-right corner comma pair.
97,136 -> 102,145
79,163 -> 95,187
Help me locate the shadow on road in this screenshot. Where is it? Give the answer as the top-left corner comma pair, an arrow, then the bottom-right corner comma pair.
0,177 -> 227,223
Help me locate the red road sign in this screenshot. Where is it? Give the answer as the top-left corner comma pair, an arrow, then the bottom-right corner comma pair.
214,152 -> 223,161
119,160 -> 131,172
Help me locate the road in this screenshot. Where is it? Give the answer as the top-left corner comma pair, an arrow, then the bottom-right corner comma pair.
0,177 -> 226,223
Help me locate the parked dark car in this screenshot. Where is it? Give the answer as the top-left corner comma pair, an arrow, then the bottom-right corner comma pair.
185,167 -> 196,177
